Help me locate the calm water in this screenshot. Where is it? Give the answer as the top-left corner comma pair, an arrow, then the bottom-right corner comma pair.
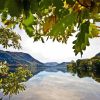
1,67 -> 100,100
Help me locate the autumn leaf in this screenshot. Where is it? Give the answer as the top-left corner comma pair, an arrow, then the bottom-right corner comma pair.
43,15 -> 57,33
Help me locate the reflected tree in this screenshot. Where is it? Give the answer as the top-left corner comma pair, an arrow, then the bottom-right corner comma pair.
67,57 -> 100,82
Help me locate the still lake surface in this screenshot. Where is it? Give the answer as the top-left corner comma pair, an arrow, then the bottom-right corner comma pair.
1,66 -> 100,100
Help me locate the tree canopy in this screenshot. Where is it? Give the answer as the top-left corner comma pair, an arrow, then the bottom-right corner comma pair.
0,0 -> 100,55
0,62 -> 32,99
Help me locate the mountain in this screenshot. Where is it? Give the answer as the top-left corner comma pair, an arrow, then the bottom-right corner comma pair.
45,62 -> 59,66
0,50 -> 69,73
0,50 -> 44,73
0,50 -> 43,66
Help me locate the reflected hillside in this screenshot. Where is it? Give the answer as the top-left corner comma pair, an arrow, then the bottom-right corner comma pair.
67,56 -> 100,82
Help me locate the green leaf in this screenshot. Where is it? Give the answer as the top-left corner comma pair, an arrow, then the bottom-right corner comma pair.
23,13 -> 36,37
73,21 -> 90,55
23,13 -> 35,26
24,26 -> 33,37
49,12 -> 77,36
44,12 -> 78,43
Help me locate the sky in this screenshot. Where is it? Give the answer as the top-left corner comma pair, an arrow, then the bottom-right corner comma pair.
0,25 -> 100,63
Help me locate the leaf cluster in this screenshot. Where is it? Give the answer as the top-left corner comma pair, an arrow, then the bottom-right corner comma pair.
0,27 -> 21,49
0,62 -> 32,97
0,0 -> 100,55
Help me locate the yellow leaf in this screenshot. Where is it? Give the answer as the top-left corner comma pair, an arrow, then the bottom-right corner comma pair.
43,15 -> 57,33
63,1 -> 69,9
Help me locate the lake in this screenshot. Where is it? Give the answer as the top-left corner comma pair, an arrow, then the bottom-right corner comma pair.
1,66 -> 100,100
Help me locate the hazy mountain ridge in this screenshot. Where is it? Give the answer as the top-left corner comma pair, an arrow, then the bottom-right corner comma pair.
0,50 -> 43,66
0,50 -> 69,73
45,62 -> 59,66
0,50 -> 45,73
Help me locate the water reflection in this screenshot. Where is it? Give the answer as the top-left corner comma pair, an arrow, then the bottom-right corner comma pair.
67,65 -> 100,82
11,71 -> 100,100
